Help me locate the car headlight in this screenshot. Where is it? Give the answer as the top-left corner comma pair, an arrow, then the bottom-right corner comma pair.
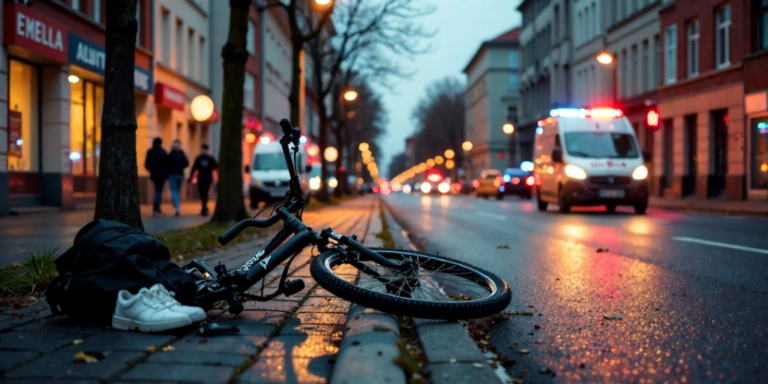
632,165 -> 649,180
421,183 -> 432,193
564,165 -> 587,180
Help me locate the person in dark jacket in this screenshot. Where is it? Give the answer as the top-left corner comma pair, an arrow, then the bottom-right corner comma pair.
188,144 -> 218,216
144,138 -> 169,216
167,139 -> 189,217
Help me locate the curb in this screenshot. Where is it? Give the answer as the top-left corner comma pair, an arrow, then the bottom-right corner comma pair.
331,198 -> 406,384
379,199 -> 503,384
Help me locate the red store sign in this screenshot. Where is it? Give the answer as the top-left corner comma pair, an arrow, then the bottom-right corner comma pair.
155,83 -> 186,111
3,2 -> 68,64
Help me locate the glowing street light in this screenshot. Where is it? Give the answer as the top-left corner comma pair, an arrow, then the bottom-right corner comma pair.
343,90 -> 358,101
444,149 -> 455,159
359,142 -> 369,152
462,141 -> 473,151
435,156 -> 444,165
191,95 -> 215,122
315,0 -> 333,4
426,159 -> 436,167
596,52 -> 614,65
503,123 -> 515,134
324,146 -> 339,162
445,159 -> 455,169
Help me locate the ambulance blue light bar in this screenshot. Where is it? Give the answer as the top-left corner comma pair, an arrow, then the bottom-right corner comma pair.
550,108 -> 623,119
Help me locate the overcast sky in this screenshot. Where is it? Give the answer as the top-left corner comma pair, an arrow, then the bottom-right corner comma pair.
374,0 -> 523,175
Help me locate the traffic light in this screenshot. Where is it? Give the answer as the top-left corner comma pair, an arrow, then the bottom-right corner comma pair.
646,107 -> 660,130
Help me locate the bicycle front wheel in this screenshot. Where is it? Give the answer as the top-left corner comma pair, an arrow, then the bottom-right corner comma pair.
310,248 -> 511,319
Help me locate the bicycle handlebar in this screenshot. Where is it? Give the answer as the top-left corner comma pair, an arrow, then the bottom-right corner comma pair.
218,201 -> 302,246
279,118 -> 301,141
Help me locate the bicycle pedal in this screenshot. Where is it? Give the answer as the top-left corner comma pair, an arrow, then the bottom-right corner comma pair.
282,279 -> 305,297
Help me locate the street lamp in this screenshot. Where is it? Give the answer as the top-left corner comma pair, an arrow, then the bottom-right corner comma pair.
596,52 -> 618,104
315,0 -> 333,5
502,123 -> 515,135
596,52 -> 613,65
324,146 -> 339,162
462,141 -> 473,151
191,95 -> 215,122
444,149 -> 455,159
343,90 -> 358,101
359,142 -> 369,152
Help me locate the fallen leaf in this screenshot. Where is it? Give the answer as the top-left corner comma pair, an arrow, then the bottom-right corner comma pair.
518,348 -> 530,354
364,308 -> 375,313
161,345 -> 174,352
449,358 -> 458,364
72,339 -> 84,345
73,351 -> 103,364
534,340 -> 541,344
497,245 -> 510,249
596,248 -> 609,253
534,325 -> 541,329
146,346 -> 157,352
473,363 -> 484,368
603,314 -> 623,320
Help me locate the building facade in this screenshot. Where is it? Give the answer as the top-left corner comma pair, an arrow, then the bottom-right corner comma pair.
657,0 -> 748,200
463,28 -> 522,179
742,0 -> 768,200
518,0 -> 573,162
1,0 -> 154,214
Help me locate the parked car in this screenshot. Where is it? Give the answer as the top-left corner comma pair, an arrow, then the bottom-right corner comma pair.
500,168 -> 534,199
534,107 -> 651,214
475,169 -> 503,199
248,141 -> 309,208
420,169 -> 451,195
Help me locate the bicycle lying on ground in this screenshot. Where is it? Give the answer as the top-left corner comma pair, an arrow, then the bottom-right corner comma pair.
183,118 -> 511,320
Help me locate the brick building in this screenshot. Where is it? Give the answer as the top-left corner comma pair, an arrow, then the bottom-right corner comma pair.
742,0 -> 768,199
657,0 -> 755,200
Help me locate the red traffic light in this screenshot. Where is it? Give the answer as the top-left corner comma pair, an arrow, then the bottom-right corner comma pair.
646,108 -> 660,130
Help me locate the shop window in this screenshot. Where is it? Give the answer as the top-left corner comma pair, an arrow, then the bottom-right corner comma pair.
7,60 -> 39,175
752,117 -> 768,190
759,0 -> 768,50
70,80 -> 104,192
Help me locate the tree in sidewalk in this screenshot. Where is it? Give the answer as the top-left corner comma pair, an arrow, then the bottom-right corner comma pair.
211,0 -> 251,224
95,0 -> 143,231
411,77 -> 466,168
304,0 -> 433,200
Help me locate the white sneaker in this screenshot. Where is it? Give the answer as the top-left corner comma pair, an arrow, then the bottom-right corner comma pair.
149,284 -> 206,322
112,288 -> 192,332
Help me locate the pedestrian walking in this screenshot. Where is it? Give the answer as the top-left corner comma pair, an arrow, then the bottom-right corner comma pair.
167,139 -> 189,217
189,144 -> 218,216
144,138 -> 169,217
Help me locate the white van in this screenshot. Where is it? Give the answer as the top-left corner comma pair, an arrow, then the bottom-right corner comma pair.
533,108 -> 650,214
248,140 -> 310,208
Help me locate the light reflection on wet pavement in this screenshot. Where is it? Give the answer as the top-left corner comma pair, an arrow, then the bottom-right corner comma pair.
383,193 -> 768,383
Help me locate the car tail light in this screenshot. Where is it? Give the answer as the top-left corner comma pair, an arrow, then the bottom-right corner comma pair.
472,180 -> 480,188
525,176 -> 535,186
493,176 -> 502,187
511,177 -> 520,185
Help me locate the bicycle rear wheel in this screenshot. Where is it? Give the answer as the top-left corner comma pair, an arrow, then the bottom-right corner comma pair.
310,248 -> 511,319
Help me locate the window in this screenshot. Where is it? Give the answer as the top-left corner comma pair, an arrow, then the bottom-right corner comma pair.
654,34 -> 662,85
642,40 -> 649,93
508,74 -> 519,91
752,117 -> 768,190
665,25 -> 677,84
716,5 -> 731,68
577,12 -> 583,44
663,119 -> 674,188
760,0 -> 768,50
176,18 -> 184,72
592,2 -> 598,37
7,60 -> 39,174
244,73 -> 255,109
247,20 -> 256,55
199,36 -> 207,84
507,107 -> 518,124
71,0 -> 82,12
631,45 -> 638,96
508,51 -> 520,68
94,0 -> 101,24
188,28 -> 196,78
687,20 -> 700,76
585,8 -> 591,41
136,1 -> 141,46
161,9 -> 170,65
554,5 -> 560,40
621,50 -> 628,97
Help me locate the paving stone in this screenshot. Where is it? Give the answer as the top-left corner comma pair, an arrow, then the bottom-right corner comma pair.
62,330 -> 177,352
293,313 -> 347,326
120,362 -> 234,384
0,314 -> 13,322
147,351 -> 251,366
15,318 -> 106,334
416,322 -> 486,363
173,338 -> 260,355
243,300 -> 298,312
4,306 -> 46,316
0,331 -> 85,353
308,289 -> 336,298
6,350 -> 144,380
280,319 -> 344,339
217,310 -> 291,326
0,317 -> 34,332
260,335 -> 338,358
0,350 -> 40,372
180,334 -> 270,348
236,355 -> 334,384
296,298 -> 350,314
427,362 -> 500,384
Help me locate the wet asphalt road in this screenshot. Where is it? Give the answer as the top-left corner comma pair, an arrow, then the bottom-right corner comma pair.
382,193 -> 768,384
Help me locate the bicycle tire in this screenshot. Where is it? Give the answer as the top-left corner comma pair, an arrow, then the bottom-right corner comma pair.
310,247 -> 512,319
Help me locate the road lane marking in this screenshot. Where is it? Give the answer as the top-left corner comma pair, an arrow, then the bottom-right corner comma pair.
476,211 -> 506,220
672,237 -> 768,255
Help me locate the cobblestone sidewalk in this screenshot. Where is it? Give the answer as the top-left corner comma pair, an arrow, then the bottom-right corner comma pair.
0,196 -> 382,384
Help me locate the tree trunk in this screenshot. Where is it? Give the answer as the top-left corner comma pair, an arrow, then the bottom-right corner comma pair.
289,39 -> 303,125
316,113 -> 331,202
333,129 -> 344,198
95,0 -> 143,231
211,0 -> 251,224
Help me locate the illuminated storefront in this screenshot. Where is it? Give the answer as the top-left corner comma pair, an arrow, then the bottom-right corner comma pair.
745,91 -> 768,198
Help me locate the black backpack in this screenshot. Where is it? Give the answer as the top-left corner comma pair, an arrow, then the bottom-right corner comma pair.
45,220 -> 197,324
